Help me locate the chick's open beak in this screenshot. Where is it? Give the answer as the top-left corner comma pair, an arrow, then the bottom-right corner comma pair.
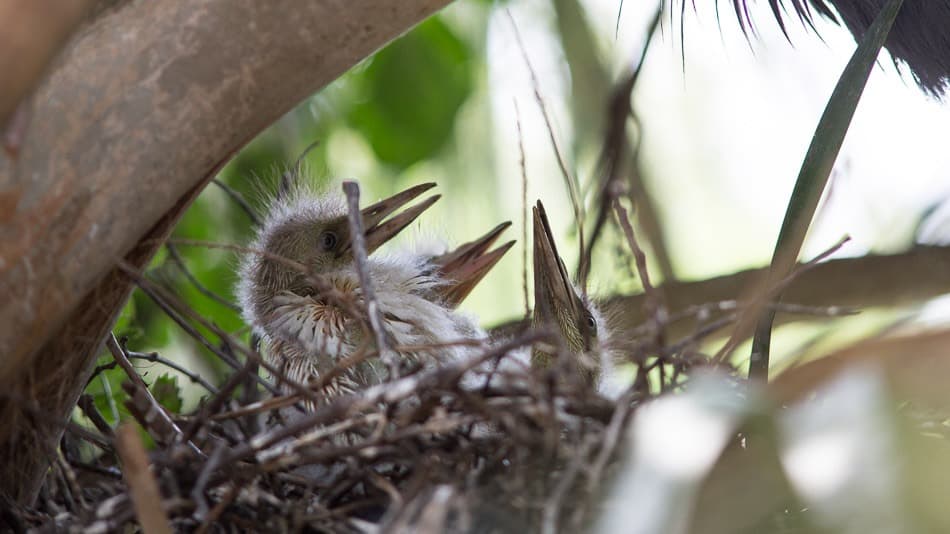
341,182 -> 441,256
433,221 -> 515,308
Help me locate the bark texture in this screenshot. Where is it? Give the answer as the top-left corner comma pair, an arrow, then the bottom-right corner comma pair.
0,0 -> 97,128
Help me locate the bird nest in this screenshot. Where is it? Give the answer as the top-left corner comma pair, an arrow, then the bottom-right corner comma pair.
8,177 -> 725,532
14,329 -> 659,533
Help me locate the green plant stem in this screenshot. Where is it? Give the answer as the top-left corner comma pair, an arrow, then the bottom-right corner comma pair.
748,0 -> 905,381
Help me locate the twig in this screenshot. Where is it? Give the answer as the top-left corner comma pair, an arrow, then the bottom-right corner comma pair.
585,389 -> 636,494
69,460 -> 123,480
115,423 -> 174,534
165,243 -> 241,312
107,334 -> 203,457
195,481 -> 241,534
716,235 -> 852,367
119,266 -> 243,371
613,200 -> 666,333
182,359 -> 258,443
211,178 -> 261,227
126,349 -> 219,394
342,180 -> 397,377
77,394 -> 115,438
191,442 -> 227,521
143,274 -> 327,407
229,335 -> 490,420
85,354 -> 136,417
279,139 -> 322,198
613,198 -> 670,388
508,11 -> 586,267
541,435 -> 597,534
242,334 -> 263,406
225,332 -> 546,465
579,7 -> 665,286
56,449 -> 88,510
116,260 -> 281,396
515,100 -> 531,321
101,371 -> 121,424
630,299 -> 858,337
127,264 -> 331,410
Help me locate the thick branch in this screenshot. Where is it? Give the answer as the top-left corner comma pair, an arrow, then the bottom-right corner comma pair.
493,246 -> 950,342
0,0 -> 96,128
604,245 -> 950,340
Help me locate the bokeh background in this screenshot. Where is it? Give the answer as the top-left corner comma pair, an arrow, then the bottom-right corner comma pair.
85,0 -> 950,414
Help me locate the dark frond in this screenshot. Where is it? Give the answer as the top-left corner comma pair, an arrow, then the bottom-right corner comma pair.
734,0 -> 950,96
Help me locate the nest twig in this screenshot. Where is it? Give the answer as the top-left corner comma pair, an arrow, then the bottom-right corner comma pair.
17,324 -> 657,532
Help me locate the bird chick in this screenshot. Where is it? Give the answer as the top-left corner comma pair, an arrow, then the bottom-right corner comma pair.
530,201 -> 619,397
237,181 -> 513,400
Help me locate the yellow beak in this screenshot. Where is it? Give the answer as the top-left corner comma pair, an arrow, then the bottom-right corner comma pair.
532,201 -> 598,380
433,221 -> 515,308
340,182 -> 440,257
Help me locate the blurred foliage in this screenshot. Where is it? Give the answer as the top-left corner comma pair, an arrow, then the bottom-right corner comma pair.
348,17 -> 474,169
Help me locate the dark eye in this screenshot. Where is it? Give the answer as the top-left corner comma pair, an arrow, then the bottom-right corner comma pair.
585,314 -> 597,334
319,231 -> 338,251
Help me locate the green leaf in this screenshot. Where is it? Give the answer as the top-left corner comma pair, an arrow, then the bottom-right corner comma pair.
348,17 -> 473,169
86,364 -> 129,426
748,0 -> 906,380
151,374 -> 183,414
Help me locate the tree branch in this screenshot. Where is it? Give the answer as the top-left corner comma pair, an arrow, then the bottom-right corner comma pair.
0,0 -> 96,129
604,245 -> 950,341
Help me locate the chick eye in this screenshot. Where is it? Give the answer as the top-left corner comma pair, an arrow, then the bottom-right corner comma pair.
585,314 -> 598,334
319,231 -> 338,251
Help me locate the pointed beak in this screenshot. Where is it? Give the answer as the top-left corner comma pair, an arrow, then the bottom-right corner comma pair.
532,201 -> 602,385
343,182 -> 440,256
434,221 -> 515,308
532,201 -> 581,327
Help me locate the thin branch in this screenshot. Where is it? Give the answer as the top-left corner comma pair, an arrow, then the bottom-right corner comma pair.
211,179 -> 261,227
585,389 -> 636,495
183,367 -> 255,446
279,139 -> 322,198
106,334 -> 203,457
579,7 -> 665,286
613,200 -> 665,330
118,260 -> 340,415
515,100 -> 531,321
342,181 -> 397,377
125,350 -> 219,394
115,423 -> 174,534
77,394 -> 115,438
115,260 -> 280,396
165,243 -> 241,313
542,435 -> 597,534
508,11 -> 586,268
715,236 -> 851,366
55,449 -> 88,510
